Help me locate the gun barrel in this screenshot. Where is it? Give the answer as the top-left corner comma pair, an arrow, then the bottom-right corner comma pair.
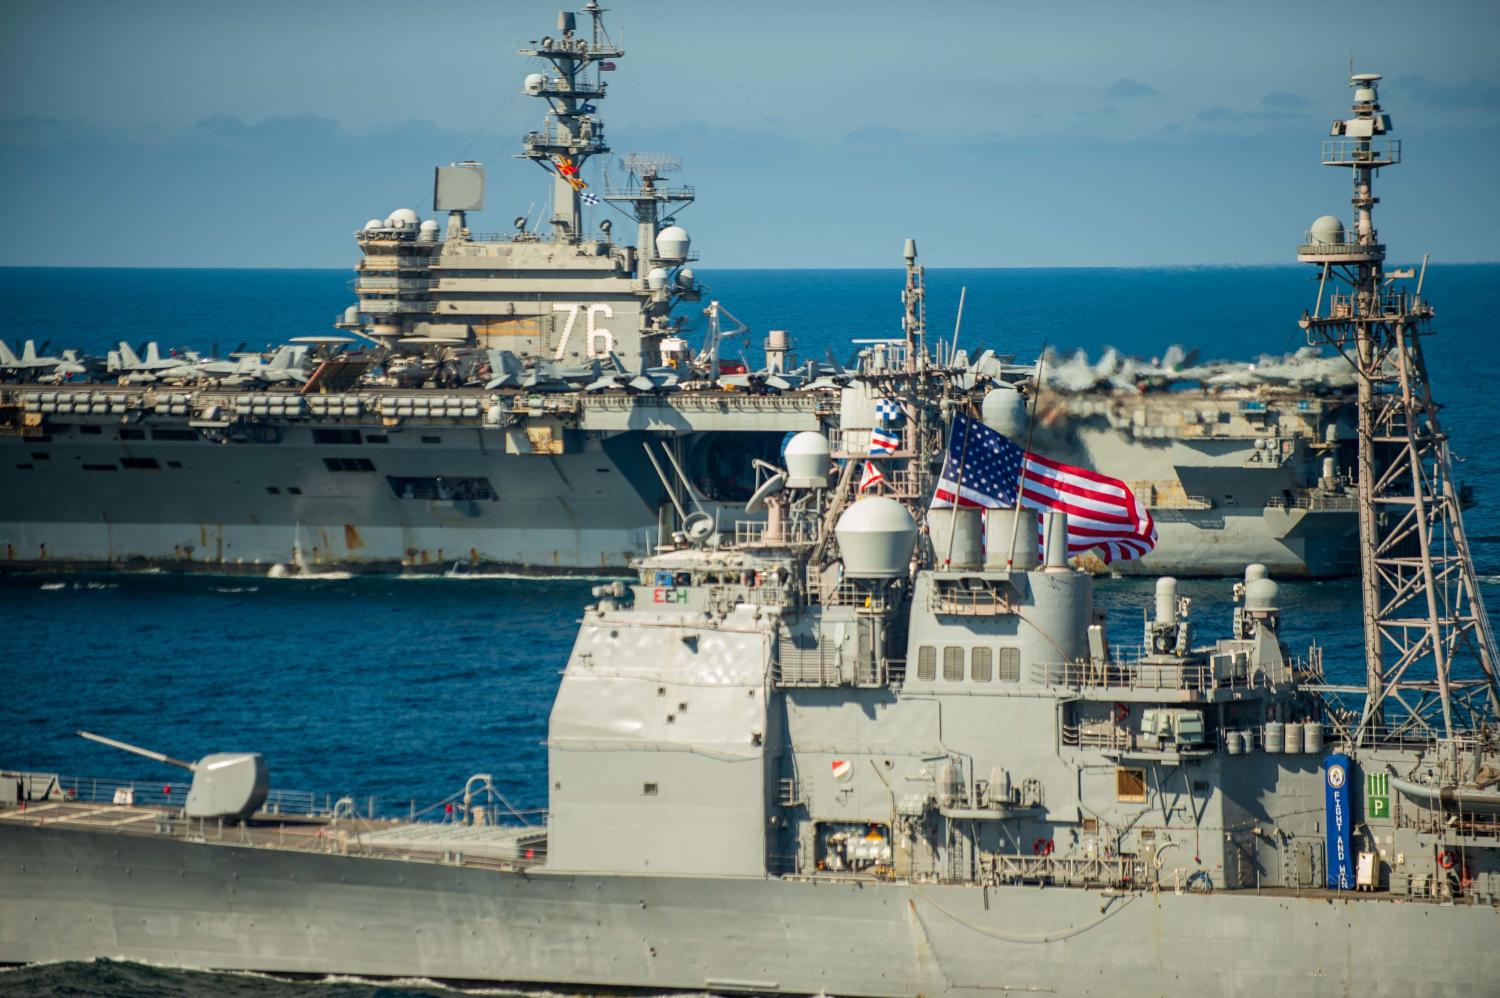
77,730 -> 194,771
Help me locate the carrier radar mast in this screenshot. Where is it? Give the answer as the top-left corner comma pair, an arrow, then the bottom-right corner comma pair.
1298,74 -> 1500,745
518,3 -> 621,243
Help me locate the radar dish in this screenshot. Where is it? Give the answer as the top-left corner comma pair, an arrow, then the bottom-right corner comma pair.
682,511 -> 714,543
744,472 -> 787,514
622,153 -> 682,176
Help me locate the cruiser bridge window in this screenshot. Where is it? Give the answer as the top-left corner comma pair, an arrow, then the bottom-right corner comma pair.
917,646 -> 936,681
943,646 -> 965,682
971,647 -> 993,682
998,646 -> 1022,683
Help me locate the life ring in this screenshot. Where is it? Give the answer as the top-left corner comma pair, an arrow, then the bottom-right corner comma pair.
1114,703 -> 1129,724
1439,850 -> 1457,871
1033,838 -> 1054,856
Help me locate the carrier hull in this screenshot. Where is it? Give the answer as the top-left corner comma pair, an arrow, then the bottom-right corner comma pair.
0,393 -> 1357,578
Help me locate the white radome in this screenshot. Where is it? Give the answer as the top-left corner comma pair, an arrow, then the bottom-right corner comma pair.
784,431 -> 831,488
655,226 -> 691,262
835,498 -> 918,579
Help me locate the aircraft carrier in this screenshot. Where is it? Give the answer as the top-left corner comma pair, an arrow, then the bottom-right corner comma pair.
3,68 -> 1498,996
0,4 -> 1363,579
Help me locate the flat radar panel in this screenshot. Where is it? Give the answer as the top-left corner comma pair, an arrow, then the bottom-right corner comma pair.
434,165 -> 485,212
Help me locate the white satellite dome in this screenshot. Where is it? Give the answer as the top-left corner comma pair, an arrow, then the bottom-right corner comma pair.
417,219 -> 440,242
1245,576 -> 1280,611
677,267 -> 695,288
646,267 -> 669,291
388,208 -> 420,228
342,305 -> 359,324
1308,214 -> 1344,245
835,497 -> 918,579
523,73 -> 546,95
981,383 -> 1027,439
655,225 -> 691,262
419,219 -> 440,232
784,431 -> 831,488
364,219 -> 383,231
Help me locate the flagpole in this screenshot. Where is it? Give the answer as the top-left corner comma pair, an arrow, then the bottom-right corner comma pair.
943,415 -> 974,569
1006,347 -> 1047,569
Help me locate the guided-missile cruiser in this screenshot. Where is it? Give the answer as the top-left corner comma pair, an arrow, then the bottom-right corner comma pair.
0,4 -> 1368,580
2,71 -> 1498,996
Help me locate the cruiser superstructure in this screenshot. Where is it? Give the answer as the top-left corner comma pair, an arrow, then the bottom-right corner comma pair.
2,72 -> 1499,997
0,4 -> 1370,579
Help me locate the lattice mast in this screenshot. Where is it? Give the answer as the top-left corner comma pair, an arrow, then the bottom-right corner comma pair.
518,3 -> 621,242
1297,74 -> 1500,744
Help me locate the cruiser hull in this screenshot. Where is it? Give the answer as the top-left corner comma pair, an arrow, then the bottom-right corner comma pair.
1,822 -> 1491,997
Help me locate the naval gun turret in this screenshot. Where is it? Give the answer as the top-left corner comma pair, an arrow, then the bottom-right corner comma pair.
77,730 -> 269,822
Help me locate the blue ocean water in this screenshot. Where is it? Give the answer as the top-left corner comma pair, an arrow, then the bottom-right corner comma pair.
1,264 -> 1498,996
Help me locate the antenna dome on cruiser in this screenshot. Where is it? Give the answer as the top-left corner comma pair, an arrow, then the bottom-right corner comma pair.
783,431 -> 831,488
981,383 -> 1028,439
835,497 -> 918,579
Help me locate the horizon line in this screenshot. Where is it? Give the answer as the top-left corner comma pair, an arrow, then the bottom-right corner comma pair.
2,260 -> 1497,273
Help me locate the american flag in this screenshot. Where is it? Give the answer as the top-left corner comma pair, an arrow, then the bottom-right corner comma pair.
930,414 -> 1156,563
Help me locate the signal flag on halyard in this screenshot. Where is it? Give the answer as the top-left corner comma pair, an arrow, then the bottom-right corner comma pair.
931,414 -> 1157,563
869,426 -> 900,453
553,156 -> 588,191
859,459 -> 886,492
580,191 -> 600,206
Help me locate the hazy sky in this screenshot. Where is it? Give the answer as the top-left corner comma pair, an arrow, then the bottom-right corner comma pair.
2,0 -> 1497,267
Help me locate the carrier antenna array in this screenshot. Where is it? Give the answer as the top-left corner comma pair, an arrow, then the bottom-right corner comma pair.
1298,74 -> 1500,744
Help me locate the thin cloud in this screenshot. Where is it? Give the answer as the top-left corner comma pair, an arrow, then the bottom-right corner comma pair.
1262,91 -> 1313,109
1106,78 -> 1162,99
1392,74 -> 1494,110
